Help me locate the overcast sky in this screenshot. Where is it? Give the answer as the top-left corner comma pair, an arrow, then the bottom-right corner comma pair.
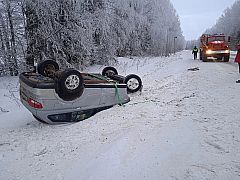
170,0 -> 236,40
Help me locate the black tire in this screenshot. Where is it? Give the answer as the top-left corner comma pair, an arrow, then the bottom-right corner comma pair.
102,67 -> 118,77
224,55 -> 230,62
33,115 -> 49,124
124,74 -> 142,93
55,69 -> 84,101
37,60 -> 59,78
202,55 -> 208,62
199,51 -> 203,60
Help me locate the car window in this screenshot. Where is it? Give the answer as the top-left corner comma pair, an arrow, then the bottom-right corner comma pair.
48,109 -> 95,122
208,36 -> 225,42
47,106 -> 113,123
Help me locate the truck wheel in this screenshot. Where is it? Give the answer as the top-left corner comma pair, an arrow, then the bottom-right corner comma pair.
37,60 -> 59,78
202,55 -> 208,62
199,51 -> 203,60
55,69 -> 84,101
102,67 -> 118,77
224,55 -> 230,62
124,74 -> 142,93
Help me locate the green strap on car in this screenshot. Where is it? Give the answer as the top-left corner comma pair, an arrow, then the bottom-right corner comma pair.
88,73 -> 124,106
114,83 -> 123,106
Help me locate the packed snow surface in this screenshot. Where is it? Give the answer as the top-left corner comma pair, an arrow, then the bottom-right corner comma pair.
1,50 -> 240,180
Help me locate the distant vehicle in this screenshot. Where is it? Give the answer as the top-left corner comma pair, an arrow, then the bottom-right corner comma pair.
19,60 -> 142,124
199,34 -> 231,62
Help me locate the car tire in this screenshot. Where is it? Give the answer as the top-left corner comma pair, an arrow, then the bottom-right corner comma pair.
124,74 -> 142,93
55,69 -> 84,101
102,67 -> 118,77
37,60 -> 59,78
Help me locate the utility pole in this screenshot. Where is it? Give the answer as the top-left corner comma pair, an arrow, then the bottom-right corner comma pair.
174,36 -> 177,54
165,29 -> 169,57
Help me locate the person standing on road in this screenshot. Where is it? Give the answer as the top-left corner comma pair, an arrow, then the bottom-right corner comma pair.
192,46 -> 198,60
235,44 -> 240,83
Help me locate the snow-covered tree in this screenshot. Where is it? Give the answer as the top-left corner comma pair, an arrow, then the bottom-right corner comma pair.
205,0 -> 240,49
1,0 -> 185,74
0,0 -> 25,75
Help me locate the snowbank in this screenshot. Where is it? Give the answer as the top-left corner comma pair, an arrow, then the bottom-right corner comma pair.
1,51 -> 240,180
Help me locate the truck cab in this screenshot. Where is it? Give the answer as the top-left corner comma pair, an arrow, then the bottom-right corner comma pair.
200,34 -> 230,62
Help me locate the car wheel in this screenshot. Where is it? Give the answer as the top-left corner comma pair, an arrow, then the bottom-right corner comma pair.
33,115 -> 48,124
224,55 -> 230,62
55,69 -> 84,101
124,74 -> 142,93
102,67 -> 118,77
37,60 -> 59,78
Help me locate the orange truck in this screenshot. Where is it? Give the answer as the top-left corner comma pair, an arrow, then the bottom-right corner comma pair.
199,34 -> 230,62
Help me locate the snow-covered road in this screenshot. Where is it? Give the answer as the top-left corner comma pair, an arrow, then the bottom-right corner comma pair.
1,50 -> 240,180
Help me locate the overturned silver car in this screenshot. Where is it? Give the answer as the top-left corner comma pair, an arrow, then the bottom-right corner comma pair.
19,60 -> 142,124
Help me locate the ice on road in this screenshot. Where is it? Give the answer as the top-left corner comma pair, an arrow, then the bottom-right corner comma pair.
1,50 -> 240,180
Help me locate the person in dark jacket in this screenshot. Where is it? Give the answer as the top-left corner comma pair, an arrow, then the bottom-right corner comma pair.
235,44 -> 240,83
192,46 -> 198,60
